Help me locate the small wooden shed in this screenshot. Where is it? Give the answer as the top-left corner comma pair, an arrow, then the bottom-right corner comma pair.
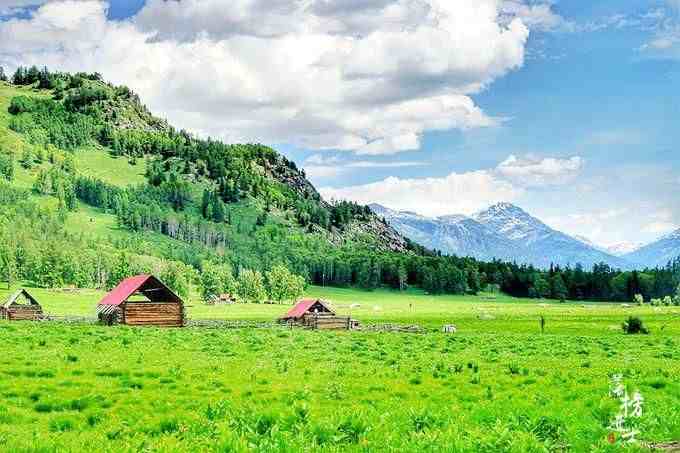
1,289 -> 43,321
279,299 -> 353,330
206,293 -> 236,305
97,275 -> 185,327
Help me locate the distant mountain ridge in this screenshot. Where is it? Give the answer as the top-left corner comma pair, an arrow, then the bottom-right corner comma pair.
623,229 -> 680,268
371,202 -> 635,270
369,204 -> 523,263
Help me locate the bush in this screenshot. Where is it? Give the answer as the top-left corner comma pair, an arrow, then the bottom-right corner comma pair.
8,96 -> 36,114
622,316 -> 649,335
49,417 -> 74,432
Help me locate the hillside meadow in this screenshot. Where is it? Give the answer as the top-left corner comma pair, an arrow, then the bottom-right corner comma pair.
1,286 -> 679,451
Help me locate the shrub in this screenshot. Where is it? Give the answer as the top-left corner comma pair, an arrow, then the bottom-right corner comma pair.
336,415 -> 368,444
0,153 -> 13,182
622,316 -> 649,335
8,96 -> 36,114
68,398 -> 90,412
530,416 -> 565,443
87,413 -> 103,427
409,409 -> 441,433
49,417 -> 75,432
34,403 -> 55,413
507,363 -> 521,375
156,418 -> 180,435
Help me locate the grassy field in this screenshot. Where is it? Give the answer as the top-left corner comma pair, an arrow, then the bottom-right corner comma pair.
0,286 -> 679,451
2,284 -> 680,334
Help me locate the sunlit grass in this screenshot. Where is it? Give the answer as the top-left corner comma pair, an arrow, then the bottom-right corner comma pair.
0,317 -> 678,451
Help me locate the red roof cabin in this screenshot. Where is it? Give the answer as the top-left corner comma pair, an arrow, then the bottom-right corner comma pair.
97,275 -> 185,327
280,299 -> 353,330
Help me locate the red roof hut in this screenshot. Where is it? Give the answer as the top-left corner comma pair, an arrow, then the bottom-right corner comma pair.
97,275 -> 185,327
280,299 -> 353,330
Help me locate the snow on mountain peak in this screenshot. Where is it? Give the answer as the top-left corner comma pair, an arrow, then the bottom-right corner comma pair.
438,214 -> 470,224
663,228 -> 680,240
606,242 -> 644,257
473,202 -> 549,243
369,200 -> 634,269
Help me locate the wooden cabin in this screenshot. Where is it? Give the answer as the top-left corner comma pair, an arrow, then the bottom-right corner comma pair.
206,293 -> 236,305
97,275 -> 185,327
279,299 -> 354,330
0,289 -> 43,321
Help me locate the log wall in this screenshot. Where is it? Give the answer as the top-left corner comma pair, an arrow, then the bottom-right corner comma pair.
123,302 -> 183,327
302,314 -> 351,330
5,305 -> 43,321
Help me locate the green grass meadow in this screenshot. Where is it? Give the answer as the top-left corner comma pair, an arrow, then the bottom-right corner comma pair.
0,285 -> 679,451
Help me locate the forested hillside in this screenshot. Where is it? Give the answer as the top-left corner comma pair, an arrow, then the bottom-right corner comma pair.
0,66 -> 678,303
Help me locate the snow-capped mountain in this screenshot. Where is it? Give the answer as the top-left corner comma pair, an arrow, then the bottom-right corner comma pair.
605,242 -> 644,257
573,236 -> 643,257
472,203 -> 631,269
473,202 -> 558,245
623,229 -> 680,268
370,204 -> 523,262
371,202 -> 634,270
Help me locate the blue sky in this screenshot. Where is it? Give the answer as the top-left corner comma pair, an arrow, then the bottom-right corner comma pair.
0,0 -> 678,248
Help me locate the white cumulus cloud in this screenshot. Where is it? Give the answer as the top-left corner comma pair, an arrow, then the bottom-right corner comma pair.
495,154 -> 583,186
319,153 -> 584,216
500,1 -> 569,32
303,153 -> 427,178
321,170 -> 522,217
0,0 -> 535,154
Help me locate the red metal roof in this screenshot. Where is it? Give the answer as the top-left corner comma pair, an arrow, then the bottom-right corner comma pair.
280,299 -> 334,320
98,275 -> 183,306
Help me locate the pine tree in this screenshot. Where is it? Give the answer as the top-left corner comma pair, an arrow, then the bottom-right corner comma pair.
12,67 -> 25,85
64,180 -> 78,211
211,194 -> 226,223
398,265 -> 408,291
0,67 -> 7,82
38,66 -> 51,89
26,66 -> 40,84
201,189 -> 211,218
550,273 -> 568,301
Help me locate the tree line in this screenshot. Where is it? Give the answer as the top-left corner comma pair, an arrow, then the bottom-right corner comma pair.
71,172 -> 680,302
